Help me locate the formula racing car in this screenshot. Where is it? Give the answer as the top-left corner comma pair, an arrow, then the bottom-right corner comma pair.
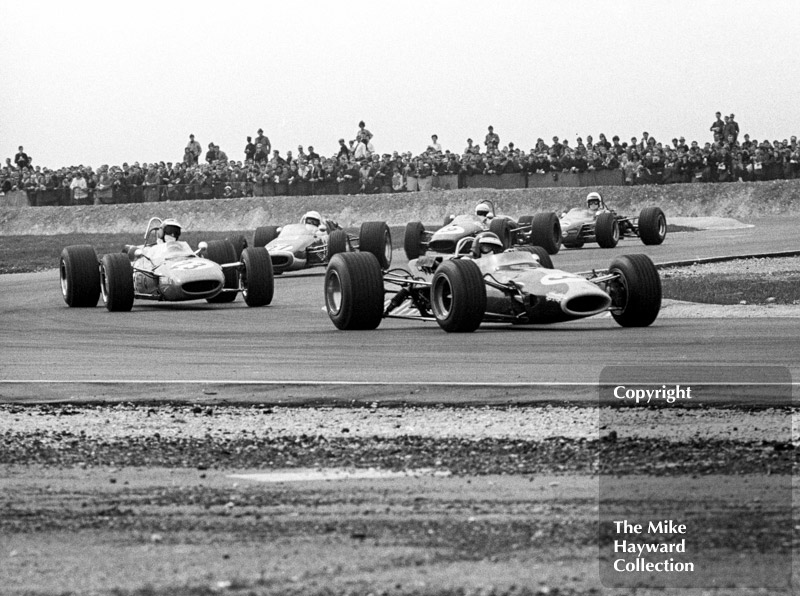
252,211 -> 392,274
557,192 -> 667,249
404,200 -> 562,259
325,231 -> 661,333
60,217 -> 274,311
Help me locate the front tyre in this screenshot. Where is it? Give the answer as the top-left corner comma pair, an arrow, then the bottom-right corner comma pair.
241,247 -> 274,307
325,253 -> 384,330
431,259 -> 486,333
100,253 -> 134,312
638,207 -> 667,245
529,212 -> 562,254
205,239 -> 238,303
607,254 -> 661,327
404,222 -> 426,260
327,229 -> 349,260
595,212 -> 620,248
358,221 -> 392,269
60,245 -> 100,307
226,234 -> 248,260
488,218 -> 512,249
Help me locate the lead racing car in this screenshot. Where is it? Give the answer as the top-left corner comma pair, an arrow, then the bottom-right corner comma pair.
325,231 -> 661,333
252,211 -> 392,274
404,200 -> 563,259
60,217 -> 274,311
557,192 -> 667,249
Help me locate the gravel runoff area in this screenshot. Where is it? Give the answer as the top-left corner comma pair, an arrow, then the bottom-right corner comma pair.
1,402 -> 797,596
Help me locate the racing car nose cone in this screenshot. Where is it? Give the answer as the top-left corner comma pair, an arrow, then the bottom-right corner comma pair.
560,284 -> 612,317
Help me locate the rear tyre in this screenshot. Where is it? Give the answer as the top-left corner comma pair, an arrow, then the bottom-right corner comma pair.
529,212 -> 562,254
241,247 -> 274,307
327,229 -> 349,259
516,246 -> 553,269
488,218 -> 512,249
595,212 -> 620,248
226,234 -> 248,260
638,206 -> 667,245
205,239 -> 238,303
100,253 -> 134,312
404,222 -> 426,260
253,225 -> 280,248
358,221 -> 392,269
60,245 -> 100,307
325,252 -> 384,330
607,254 -> 661,327
431,259 -> 486,333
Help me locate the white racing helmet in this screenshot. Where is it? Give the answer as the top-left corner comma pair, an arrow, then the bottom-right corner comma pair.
302,210 -> 322,227
158,218 -> 182,241
471,232 -> 504,257
475,202 -> 493,217
586,192 -> 602,210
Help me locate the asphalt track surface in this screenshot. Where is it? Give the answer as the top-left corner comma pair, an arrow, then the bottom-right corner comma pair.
1,216 -> 799,389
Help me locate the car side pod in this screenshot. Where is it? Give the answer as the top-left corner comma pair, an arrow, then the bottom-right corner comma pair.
60,245 -> 101,307
325,252 -> 384,330
606,254 -> 662,327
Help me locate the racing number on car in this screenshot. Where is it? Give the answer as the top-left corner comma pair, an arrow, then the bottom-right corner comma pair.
539,273 -> 579,285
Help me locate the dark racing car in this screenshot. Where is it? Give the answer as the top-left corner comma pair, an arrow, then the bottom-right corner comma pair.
60,217 -> 274,311
557,192 -> 667,249
403,200 -> 563,259
325,231 -> 661,333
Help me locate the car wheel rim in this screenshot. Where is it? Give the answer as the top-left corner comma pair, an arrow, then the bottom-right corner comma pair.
326,270 -> 342,315
100,265 -> 109,303
59,259 -> 68,298
658,216 -> 666,238
608,268 -> 628,313
613,223 -> 620,242
384,232 -> 392,264
433,276 -> 453,318
240,267 -> 248,298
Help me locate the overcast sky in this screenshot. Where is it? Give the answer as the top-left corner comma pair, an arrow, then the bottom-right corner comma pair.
2,0 -> 798,168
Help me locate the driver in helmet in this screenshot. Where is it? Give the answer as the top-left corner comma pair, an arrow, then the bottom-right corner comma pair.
158,218 -> 182,243
301,210 -> 327,233
586,192 -> 603,213
475,202 -> 494,221
470,231 -> 504,258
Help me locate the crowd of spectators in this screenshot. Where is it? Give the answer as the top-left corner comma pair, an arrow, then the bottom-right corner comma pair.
3,115 -> 799,206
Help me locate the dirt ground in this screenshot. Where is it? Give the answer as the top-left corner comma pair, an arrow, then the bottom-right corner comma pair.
1,403 -> 796,596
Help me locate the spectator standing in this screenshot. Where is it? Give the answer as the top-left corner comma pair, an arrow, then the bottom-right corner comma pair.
205,143 -> 218,164
428,135 -> 442,153
254,143 -> 268,164
69,170 -> 88,203
307,146 -> 320,161
485,126 -> 500,151
337,138 -> 350,159
710,112 -> 724,142
14,146 -> 31,169
254,129 -> 271,155
186,134 -> 201,164
725,114 -> 740,145
244,137 -> 256,161
357,121 -> 373,144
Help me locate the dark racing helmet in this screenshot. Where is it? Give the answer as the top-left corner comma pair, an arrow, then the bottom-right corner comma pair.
471,232 -> 504,258
158,218 -> 182,241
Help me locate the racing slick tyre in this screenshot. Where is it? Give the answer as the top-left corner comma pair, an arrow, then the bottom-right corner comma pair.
226,234 -> 248,260
404,222 -> 427,260
595,212 -> 620,248
358,221 -> 392,269
607,254 -> 662,327
638,206 -> 667,245
325,252 -> 384,330
528,211 -> 562,254
60,245 -> 100,307
205,239 -> 239,303
327,229 -> 350,260
253,225 -> 280,248
240,247 -> 274,307
100,253 -> 134,312
517,246 -> 554,269
431,259 -> 486,333
489,218 -> 513,249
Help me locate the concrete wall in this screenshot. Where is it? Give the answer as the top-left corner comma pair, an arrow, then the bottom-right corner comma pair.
1,180 -> 798,235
